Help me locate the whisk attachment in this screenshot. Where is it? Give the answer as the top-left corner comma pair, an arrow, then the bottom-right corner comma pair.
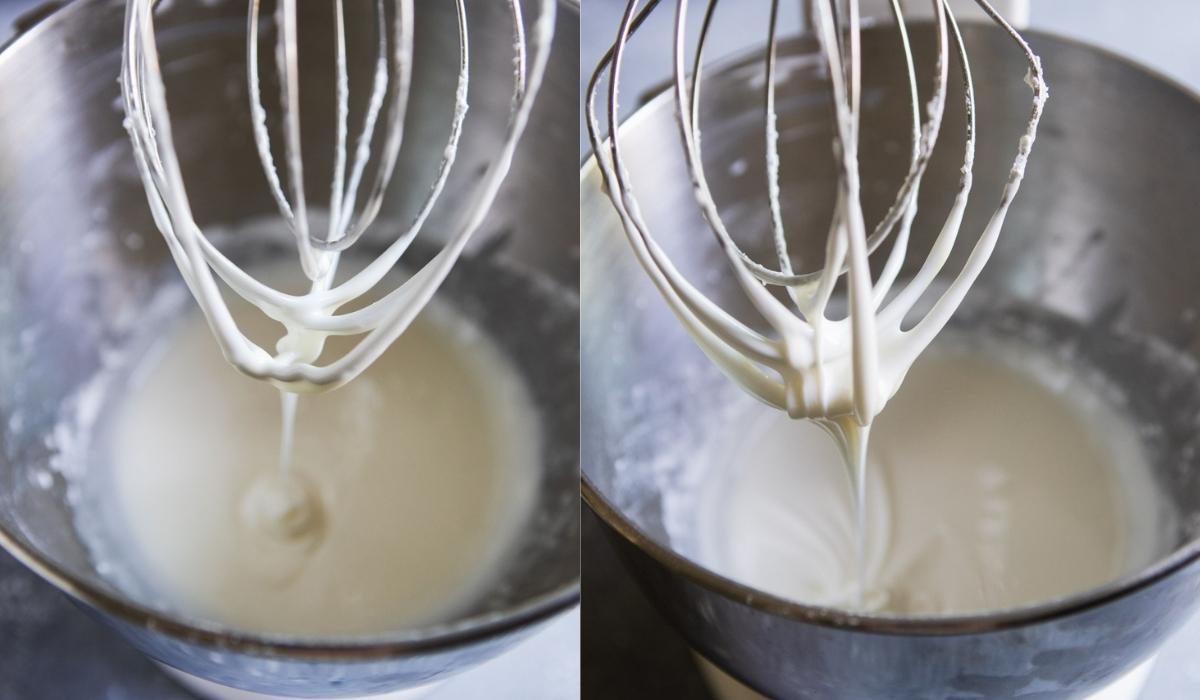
586,0 -> 1046,425
122,0 -> 556,392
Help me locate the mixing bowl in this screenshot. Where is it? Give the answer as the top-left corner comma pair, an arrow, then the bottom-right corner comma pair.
0,0 -> 579,697
581,24 -> 1200,700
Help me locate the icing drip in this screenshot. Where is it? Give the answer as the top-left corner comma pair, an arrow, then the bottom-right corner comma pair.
122,0 -> 556,542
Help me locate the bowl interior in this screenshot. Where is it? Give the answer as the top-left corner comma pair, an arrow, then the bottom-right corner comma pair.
0,0 -> 579,651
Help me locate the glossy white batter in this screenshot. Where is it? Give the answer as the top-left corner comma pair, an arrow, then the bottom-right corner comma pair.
695,339 -> 1165,615
98,289 -> 540,637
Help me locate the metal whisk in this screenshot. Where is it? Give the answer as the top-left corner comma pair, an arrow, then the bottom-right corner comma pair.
121,0 -> 556,391
585,0 -> 1046,425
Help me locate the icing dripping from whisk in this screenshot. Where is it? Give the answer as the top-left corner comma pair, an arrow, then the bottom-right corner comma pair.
586,0 -> 1047,608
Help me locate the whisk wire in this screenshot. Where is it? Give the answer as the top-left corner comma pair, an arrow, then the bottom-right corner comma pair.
585,0 -> 1046,421
123,0 -> 556,390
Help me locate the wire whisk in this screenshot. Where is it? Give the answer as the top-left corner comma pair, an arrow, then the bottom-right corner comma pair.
585,0 -> 1046,425
122,0 -> 556,392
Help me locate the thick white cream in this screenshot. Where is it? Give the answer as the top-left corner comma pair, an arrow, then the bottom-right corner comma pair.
695,339 -> 1165,615
95,289 -> 541,636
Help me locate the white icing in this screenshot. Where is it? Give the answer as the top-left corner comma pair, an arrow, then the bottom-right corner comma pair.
694,341 -> 1166,614
93,280 -> 541,635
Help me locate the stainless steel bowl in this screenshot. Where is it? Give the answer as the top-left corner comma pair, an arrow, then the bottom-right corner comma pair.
0,0 -> 579,697
581,25 -> 1200,700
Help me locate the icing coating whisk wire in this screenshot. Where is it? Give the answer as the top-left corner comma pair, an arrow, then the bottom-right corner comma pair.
585,0 -> 1046,425
121,0 -> 556,391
